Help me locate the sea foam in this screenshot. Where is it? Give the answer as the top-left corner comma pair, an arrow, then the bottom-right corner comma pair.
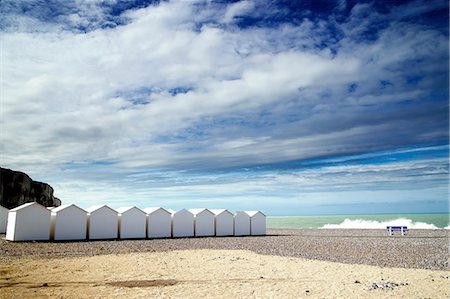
320,218 -> 440,229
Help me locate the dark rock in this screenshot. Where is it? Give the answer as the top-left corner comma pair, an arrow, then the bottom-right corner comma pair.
0,167 -> 61,209
368,281 -> 401,291
355,280 -> 361,284
42,283 -> 48,287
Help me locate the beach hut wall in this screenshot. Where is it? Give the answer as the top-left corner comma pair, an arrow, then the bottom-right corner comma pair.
0,205 -> 9,234
86,205 -> 118,240
234,211 -> 250,236
172,209 -> 194,238
144,207 -> 172,239
246,211 -> 266,235
6,202 -> 51,241
117,206 -> 146,239
210,209 -> 234,236
51,204 -> 87,241
189,209 -> 215,237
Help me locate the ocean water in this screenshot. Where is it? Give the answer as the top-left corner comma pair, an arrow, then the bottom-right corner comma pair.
267,213 -> 450,229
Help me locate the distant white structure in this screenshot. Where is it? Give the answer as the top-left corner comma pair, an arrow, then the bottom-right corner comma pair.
86,205 -> 118,240
190,209 -> 215,237
171,209 -> 194,238
51,204 -> 87,241
6,202 -> 51,241
144,207 -> 171,239
0,205 -> 8,234
246,211 -> 266,235
211,209 -> 234,236
117,206 -> 146,239
234,211 -> 250,236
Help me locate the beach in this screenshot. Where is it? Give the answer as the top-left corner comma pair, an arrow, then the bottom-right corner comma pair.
0,229 -> 448,298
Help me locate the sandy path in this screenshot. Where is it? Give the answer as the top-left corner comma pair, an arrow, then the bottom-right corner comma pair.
0,249 -> 448,298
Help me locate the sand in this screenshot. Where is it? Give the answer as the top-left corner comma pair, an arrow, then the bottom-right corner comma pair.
0,249 -> 448,299
0,229 -> 448,298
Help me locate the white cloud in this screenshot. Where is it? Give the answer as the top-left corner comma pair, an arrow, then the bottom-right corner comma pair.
1,0 -> 447,210
222,0 -> 255,24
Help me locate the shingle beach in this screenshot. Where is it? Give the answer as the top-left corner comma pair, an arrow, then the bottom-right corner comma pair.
1,229 -> 448,270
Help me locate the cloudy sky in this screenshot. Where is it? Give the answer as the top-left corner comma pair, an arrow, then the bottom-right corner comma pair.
1,0 -> 448,214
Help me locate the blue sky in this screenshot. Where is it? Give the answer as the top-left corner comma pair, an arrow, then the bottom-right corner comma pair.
1,0 -> 448,215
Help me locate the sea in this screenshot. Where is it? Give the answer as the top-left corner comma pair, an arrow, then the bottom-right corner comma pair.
267,213 -> 450,229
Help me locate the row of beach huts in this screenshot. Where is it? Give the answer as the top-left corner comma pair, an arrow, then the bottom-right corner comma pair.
0,203 -> 266,241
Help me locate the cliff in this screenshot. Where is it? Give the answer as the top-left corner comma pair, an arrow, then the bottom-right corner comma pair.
0,167 -> 61,209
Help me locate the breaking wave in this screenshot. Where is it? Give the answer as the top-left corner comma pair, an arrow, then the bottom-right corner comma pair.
320,218 -> 441,229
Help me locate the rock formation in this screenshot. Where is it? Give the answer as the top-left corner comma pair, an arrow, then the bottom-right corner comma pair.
0,167 -> 61,209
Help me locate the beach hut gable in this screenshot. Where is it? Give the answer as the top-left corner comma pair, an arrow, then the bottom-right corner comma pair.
245,210 -> 266,236
117,206 -> 146,239
86,205 -> 117,214
52,204 -> 86,214
116,206 -> 143,214
51,204 -> 87,241
211,209 -> 234,236
144,207 -> 172,239
234,211 -> 251,236
189,209 -> 215,237
0,205 -> 9,234
6,202 -> 51,241
87,205 -> 118,240
172,209 -> 194,238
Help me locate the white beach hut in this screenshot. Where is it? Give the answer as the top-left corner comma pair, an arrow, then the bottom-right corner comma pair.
0,205 -> 9,234
246,211 -> 266,235
172,209 -> 194,238
190,209 -> 215,237
86,205 -> 118,240
234,211 -> 250,236
144,207 -> 171,239
211,209 -> 234,236
50,204 -> 87,241
117,206 -> 146,239
6,202 -> 51,241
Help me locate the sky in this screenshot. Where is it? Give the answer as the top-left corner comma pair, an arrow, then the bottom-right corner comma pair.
0,0 -> 448,215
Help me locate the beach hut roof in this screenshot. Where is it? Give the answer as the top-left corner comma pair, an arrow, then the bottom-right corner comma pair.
245,211 -> 266,217
86,205 -> 117,213
188,208 -> 213,215
172,209 -> 193,215
10,202 -> 47,212
143,207 -> 170,214
210,209 -> 232,216
52,204 -> 86,213
235,211 -> 249,215
116,206 -> 145,214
